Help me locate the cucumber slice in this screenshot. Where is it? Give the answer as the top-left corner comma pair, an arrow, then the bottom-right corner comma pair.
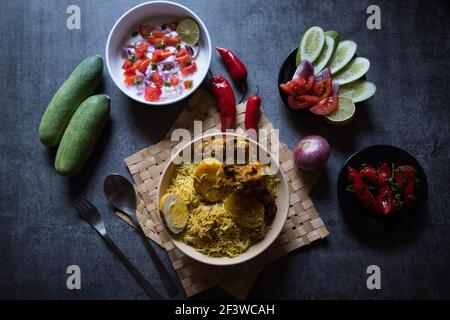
333,57 -> 370,85
340,80 -> 377,103
326,40 -> 357,74
296,26 -> 325,66
313,35 -> 335,75
325,30 -> 339,52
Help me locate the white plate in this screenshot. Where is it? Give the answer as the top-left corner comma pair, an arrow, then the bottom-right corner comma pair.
105,1 -> 212,106
157,133 -> 290,266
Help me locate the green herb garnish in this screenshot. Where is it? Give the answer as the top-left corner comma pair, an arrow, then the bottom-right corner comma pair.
134,78 -> 141,85
164,81 -> 171,87
132,31 -> 138,37
128,54 -> 137,62
151,62 -> 157,69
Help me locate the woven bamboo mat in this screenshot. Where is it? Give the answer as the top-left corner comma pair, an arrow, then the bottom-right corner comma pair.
120,89 -> 329,299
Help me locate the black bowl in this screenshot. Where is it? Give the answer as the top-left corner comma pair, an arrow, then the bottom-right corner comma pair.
337,145 -> 428,234
278,47 -> 298,108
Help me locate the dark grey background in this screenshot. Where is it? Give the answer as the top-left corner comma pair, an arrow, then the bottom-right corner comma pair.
0,0 -> 449,300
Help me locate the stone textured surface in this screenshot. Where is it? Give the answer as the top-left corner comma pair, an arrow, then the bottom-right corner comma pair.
0,0 -> 449,299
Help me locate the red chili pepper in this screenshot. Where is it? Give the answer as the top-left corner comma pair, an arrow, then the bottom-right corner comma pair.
395,165 -> 416,209
376,184 -> 394,215
245,87 -> 261,141
360,166 -> 378,184
209,75 -> 237,131
377,163 -> 391,185
216,47 -> 248,101
348,167 -> 381,214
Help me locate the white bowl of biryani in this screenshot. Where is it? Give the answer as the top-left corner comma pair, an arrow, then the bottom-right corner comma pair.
157,133 -> 289,266
105,1 -> 212,105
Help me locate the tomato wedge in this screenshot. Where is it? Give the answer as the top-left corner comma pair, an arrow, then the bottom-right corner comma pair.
309,96 -> 339,115
136,58 -> 151,72
305,75 -> 315,93
297,95 -> 320,106
144,86 -> 162,101
280,78 -> 307,96
122,60 -> 133,70
312,80 -> 326,97
319,78 -> 333,100
287,95 -> 310,110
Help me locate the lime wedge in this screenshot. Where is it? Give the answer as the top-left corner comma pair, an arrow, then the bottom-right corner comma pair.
333,57 -> 370,85
313,35 -> 335,74
296,26 -> 325,66
176,19 -> 200,45
325,30 -> 339,52
340,80 -> 377,103
326,40 -> 357,74
325,96 -> 355,125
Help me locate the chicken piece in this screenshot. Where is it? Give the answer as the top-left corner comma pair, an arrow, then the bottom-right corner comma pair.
223,162 -> 266,194
197,136 -> 250,163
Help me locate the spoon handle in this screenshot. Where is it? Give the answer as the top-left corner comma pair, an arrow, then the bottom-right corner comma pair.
134,217 -> 179,296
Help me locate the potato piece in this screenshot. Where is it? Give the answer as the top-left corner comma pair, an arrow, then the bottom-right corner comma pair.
194,158 -> 230,202
224,193 -> 265,229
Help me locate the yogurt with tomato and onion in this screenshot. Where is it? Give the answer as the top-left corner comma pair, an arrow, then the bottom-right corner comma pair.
121,21 -> 198,102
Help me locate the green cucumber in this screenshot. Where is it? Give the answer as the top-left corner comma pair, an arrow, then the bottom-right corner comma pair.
324,30 -> 339,52
55,95 -> 110,177
326,40 -> 357,75
333,57 -> 370,85
313,35 -> 335,75
39,55 -> 103,147
340,80 -> 377,103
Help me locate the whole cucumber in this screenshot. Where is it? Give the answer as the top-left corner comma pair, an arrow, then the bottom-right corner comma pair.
55,95 -> 110,177
39,55 -> 103,147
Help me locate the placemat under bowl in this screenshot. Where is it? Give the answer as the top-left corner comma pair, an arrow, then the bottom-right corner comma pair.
121,89 -> 329,299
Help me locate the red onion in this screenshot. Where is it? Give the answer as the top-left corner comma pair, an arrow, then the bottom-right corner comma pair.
293,59 -> 314,80
294,135 -> 330,171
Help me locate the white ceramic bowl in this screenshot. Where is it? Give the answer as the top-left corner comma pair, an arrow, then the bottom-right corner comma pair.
105,1 -> 212,106
157,133 -> 289,266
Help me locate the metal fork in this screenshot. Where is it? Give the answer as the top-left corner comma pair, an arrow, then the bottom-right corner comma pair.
73,195 -> 162,300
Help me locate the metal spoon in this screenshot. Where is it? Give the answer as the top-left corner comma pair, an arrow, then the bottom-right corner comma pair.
103,173 -> 178,297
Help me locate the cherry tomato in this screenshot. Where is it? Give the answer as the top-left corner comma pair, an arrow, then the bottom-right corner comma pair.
122,60 -> 133,70
152,49 -> 172,62
124,74 -> 139,86
183,80 -> 193,89
287,95 -> 310,110
144,86 -> 162,101
136,58 -> 151,72
280,78 -> 307,96
181,61 -> 197,76
163,35 -> 180,46
138,25 -> 155,38
170,76 -> 179,86
151,72 -> 163,87
309,96 -> 339,115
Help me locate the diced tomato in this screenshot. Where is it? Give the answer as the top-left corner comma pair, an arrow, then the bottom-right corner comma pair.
181,61 -> 197,76
151,72 -> 164,87
175,54 -> 192,66
319,78 -> 333,100
138,25 -> 155,38
279,78 -> 307,96
136,58 -> 151,72
151,31 -> 165,38
287,95 -> 310,110
123,65 -> 137,76
309,96 -> 339,115
144,86 -> 162,101
152,49 -> 172,62
124,74 -> 139,86
312,80 -> 326,97
168,21 -> 178,31
170,76 -> 179,86
122,60 -> 133,70
163,35 -> 180,46
183,80 -> 193,89
147,36 -> 164,47
176,48 -> 188,58
134,42 -> 149,59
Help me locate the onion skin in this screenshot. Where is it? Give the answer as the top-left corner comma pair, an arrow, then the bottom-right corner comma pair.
294,135 -> 330,171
